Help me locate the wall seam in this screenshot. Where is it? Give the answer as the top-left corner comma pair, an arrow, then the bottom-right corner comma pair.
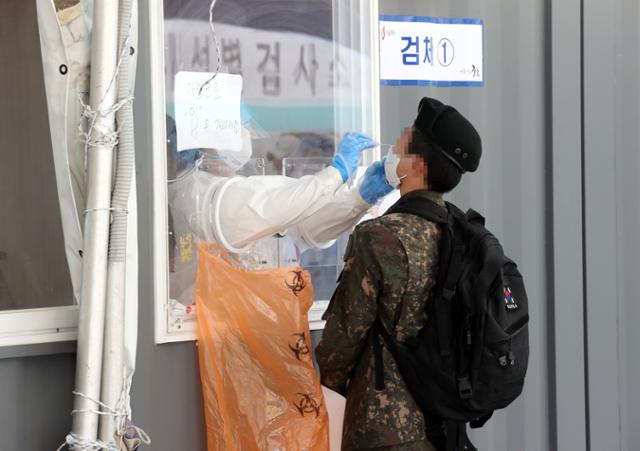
544,1 -> 557,450
580,0 -> 591,449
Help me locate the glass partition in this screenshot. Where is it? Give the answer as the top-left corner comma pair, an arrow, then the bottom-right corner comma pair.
158,0 -> 379,337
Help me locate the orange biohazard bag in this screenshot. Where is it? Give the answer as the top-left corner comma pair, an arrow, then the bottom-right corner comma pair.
195,243 -> 330,451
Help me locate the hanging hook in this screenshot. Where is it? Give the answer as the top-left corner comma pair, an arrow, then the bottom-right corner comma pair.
199,0 -> 222,96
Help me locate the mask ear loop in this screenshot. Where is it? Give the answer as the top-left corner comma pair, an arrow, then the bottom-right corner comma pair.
395,170 -> 408,188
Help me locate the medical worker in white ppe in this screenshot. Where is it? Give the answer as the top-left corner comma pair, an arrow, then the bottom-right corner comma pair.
169,131 -> 392,252
167,128 -> 395,304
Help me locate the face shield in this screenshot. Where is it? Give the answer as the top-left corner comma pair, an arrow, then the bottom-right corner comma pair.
200,126 -> 254,175
169,125 -> 254,181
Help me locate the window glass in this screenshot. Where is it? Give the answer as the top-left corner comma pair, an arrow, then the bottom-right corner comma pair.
0,0 -> 74,311
164,0 -> 358,312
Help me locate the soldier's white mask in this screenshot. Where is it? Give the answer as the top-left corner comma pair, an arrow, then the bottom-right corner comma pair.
383,147 -> 407,188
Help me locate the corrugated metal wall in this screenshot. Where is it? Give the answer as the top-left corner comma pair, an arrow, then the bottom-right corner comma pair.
378,1 -> 550,449
583,0 -> 640,449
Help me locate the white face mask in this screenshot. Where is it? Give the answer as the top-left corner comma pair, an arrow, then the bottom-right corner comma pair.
383,146 -> 407,188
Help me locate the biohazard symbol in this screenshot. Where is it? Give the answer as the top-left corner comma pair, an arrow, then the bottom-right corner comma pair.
294,393 -> 321,418
289,332 -> 310,360
285,270 -> 306,297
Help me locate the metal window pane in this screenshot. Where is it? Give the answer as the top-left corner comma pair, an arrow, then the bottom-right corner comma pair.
0,0 -> 74,311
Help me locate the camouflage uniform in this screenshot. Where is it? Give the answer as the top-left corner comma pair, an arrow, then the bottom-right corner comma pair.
316,190 -> 445,451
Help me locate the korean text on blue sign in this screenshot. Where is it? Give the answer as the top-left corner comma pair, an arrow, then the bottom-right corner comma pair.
379,16 -> 483,87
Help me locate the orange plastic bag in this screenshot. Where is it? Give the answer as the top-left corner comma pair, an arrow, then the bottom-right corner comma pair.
195,244 -> 329,451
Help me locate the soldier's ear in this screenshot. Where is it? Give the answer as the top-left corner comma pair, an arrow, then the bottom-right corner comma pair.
412,155 -> 427,176
413,156 -> 429,187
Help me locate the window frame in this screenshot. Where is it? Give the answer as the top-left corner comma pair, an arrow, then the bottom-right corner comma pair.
0,306 -> 78,348
0,0 -> 84,350
150,0 -> 381,344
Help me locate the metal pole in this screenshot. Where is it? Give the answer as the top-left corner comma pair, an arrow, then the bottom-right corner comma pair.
99,0 -> 136,443
71,0 -> 120,442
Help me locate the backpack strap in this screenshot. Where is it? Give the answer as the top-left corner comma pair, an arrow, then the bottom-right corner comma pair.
376,316 -> 479,451
470,412 -> 493,429
372,197 -> 446,392
464,208 -> 485,226
436,236 -> 465,359
385,195 -> 449,224
445,421 -> 477,451
385,196 -> 466,361
425,416 -> 447,450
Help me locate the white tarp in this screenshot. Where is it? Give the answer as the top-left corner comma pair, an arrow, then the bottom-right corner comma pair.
36,0 -> 139,369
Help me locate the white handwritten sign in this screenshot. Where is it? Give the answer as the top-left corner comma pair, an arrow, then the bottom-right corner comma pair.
174,72 -> 243,152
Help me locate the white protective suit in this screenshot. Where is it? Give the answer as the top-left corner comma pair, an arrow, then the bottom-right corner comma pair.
168,164 -> 373,304
173,166 -> 369,251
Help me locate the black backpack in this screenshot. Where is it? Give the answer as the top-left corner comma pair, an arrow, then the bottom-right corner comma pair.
375,194 -> 529,451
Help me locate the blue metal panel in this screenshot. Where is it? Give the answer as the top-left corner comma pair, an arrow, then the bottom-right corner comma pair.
380,80 -> 484,87
380,15 -> 483,25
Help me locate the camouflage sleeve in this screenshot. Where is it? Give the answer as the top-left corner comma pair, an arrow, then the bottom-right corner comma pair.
315,222 -> 408,395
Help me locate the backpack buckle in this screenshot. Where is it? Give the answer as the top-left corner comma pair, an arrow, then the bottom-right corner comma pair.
458,377 -> 473,399
498,352 -> 516,367
442,287 -> 455,301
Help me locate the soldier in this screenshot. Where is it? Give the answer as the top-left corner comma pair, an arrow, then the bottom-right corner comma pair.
316,97 -> 482,451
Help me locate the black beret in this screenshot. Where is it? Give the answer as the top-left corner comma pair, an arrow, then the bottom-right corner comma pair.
414,97 -> 482,173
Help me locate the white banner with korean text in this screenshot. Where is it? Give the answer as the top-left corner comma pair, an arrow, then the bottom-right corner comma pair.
164,19 -> 364,107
